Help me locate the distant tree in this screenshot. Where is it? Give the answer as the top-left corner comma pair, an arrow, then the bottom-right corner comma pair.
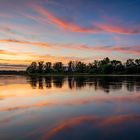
87,61 -> 99,74
101,64 -> 113,74
75,61 -> 87,73
135,59 -> 140,74
68,61 -> 75,72
44,62 -> 52,73
37,61 -> 44,73
98,58 -> 112,74
126,59 -> 135,67
87,63 -> 94,73
26,62 -> 37,74
135,59 -> 140,66
99,57 -> 110,66
53,62 -> 63,72
26,58 -> 140,75
111,60 -> 121,66
111,60 -> 124,73
125,59 -> 137,74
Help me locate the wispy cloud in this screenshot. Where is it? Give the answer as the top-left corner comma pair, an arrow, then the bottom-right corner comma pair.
0,39 -> 55,49
0,13 -> 12,18
0,50 -> 18,55
0,49 -> 95,66
29,4 -> 101,34
74,45 -> 140,55
29,4 -> 140,35
0,39 -> 140,56
0,26 -> 20,37
95,22 -> 140,34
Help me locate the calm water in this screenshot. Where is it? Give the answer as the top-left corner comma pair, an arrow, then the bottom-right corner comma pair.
0,75 -> 140,140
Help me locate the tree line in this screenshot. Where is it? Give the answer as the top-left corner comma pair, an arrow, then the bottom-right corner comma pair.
26,57 -> 140,74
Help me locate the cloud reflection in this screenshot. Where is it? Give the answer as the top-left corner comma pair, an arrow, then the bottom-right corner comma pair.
41,115 -> 140,140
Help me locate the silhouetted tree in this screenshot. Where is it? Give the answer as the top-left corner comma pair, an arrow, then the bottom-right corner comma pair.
26,57 -> 140,75
44,62 -> 52,73
125,59 -> 137,74
135,59 -> 140,65
68,61 -> 75,72
26,62 -> 37,74
75,61 -> 87,73
111,60 -> 124,73
53,62 -> 63,73
37,61 -> 44,73
99,57 -> 110,66
87,61 -> 99,74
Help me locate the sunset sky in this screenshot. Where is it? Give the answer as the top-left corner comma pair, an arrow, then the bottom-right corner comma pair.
0,0 -> 140,70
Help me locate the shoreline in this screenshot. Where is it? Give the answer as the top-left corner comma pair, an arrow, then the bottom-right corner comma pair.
0,71 -> 140,77
26,74 -> 140,77
1,73 -> 140,77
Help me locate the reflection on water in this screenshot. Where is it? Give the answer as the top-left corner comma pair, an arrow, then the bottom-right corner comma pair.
0,75 -> 140,140
27,76 -> 140,93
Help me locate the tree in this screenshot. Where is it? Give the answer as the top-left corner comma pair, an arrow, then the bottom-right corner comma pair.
38,61 -> 44,73
53,62 -> 63,72
125,59 -> 137,74
26,58 -> 140,75
101,64 -> 113,74
75,61 -> 87,73
99,57 -> 110,66
135,59 -> 140,66
111,60 -> 121,66
44,62 -> 52,73
87,61 -> 99,74
111,60 -> 124,73
135,59 -> 140,74
98,58 -> 111,74
26,62 -> 37,74
126,59 -> 135,66
68,61 -> 75,72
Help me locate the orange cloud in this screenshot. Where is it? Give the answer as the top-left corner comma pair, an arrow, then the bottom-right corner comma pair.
29,4 -> 140,35
31,4 -> 101,34
65,44 -> 140,55
0,49 -> 93,66
95,22 -> 140,34
1,39 -> 140,56
0,39 -> 54,49
0,50 -> 18,55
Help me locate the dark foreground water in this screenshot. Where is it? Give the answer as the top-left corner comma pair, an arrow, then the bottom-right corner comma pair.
0,75 -> 140,140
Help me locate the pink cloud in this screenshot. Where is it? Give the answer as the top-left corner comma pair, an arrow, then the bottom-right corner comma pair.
28,4 -> 140,35
95,22 -> 140,34
0,39 -> 140,56
31,4 -> 101,34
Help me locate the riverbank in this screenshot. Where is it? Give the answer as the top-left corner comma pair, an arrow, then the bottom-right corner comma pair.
0,71 -> 26,75
10,73 -> 140,77
1,71 -> 140,76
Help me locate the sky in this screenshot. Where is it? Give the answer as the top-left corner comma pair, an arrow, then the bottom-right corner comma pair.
0,0 -> 140,70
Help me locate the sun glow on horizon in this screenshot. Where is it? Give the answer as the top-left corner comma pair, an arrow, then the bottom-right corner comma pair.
0,0 -> 140,69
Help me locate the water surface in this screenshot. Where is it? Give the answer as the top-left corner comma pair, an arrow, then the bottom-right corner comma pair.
0,75 -> 140,140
